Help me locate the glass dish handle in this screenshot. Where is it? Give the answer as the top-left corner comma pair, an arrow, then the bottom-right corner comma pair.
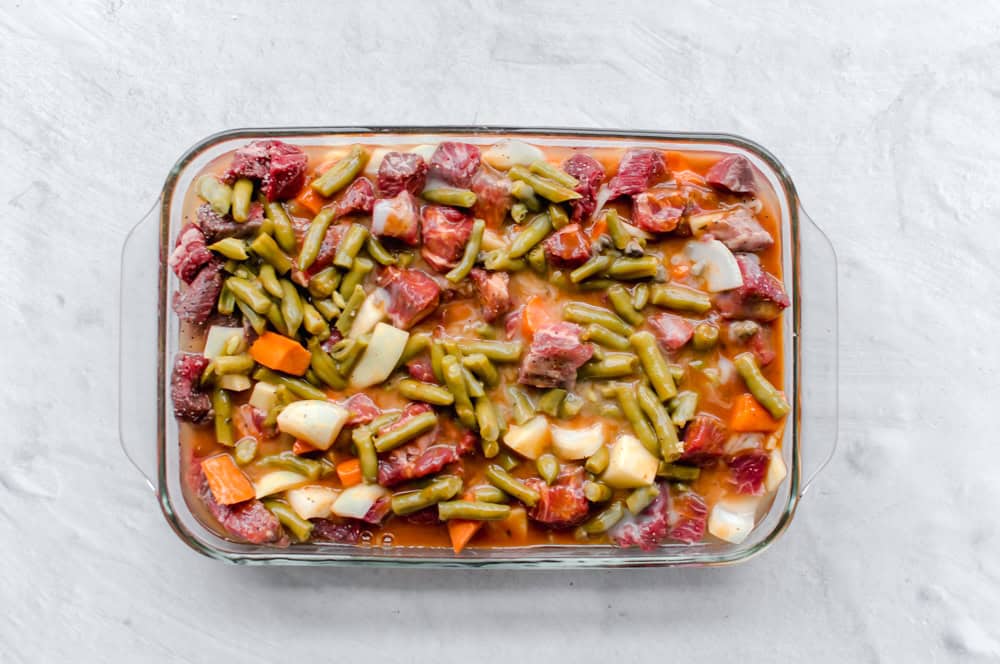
797,206 -> 838,497
119,201 -> 161,492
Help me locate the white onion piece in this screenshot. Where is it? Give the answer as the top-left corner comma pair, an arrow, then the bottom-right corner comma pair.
332,484 -> 389,519
708,496 -> 759,544
765,450 -> 787,492
684,239 -> 744,291
590,184 -> 612,221
409,144 -> 438,162
286,486 -> 340,520
482,139 -> 544,170
254,471 -> 308,500
348,288 -> 389,339
551,423 -> 607,460
723,433 -> 765,456
362,147 -> 391,177
276,400 -> 350,450
350,323 -> 409,389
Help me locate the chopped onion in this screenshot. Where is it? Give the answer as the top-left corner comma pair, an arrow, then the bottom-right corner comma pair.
287,485 -> 340,520
332,484 -> 389,519
350,323 -> 409,389
551,423 -> 607,460
348,288 -> 389,339
482,139 -> 544,170
409,144 -> 438,162
276,400 -> 350,450
254,471 -> 308,500
764,450 -> 787,492
684,238 -> 743,291
708,496 -> 759,544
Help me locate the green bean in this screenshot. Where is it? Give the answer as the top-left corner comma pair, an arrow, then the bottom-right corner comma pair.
650,284 -> 712,313
307,267 -> 340,299
558,392 -> 584,418
638,384 -> 682,461
426,341 -> 446,383
507,386 -> 535,425
365,234 -> 396,266
485,464 -> 540,507
613,382 -> 658,456
313,298 -> 340,321
481,438 -> 500,459
584,480 -> 612,503
464,340 -> 523,363
580,324 -> 629,352
508,213 -> 553,259
304,368 -> 323,388
302,304 -> 328,338
462,353 -> 499,387
225,277 -> 272,314
307,338 -> 346,389
668,391 -> 698,427
211,388 -> 233,446
279,280 -> 304,337
669,364 -> 686,384
536,453 -> 560,485
607,256 -> 661,280
578,353 -> 639,380
563,302 -> 633,337
508,165 -> 582,203
230,262 -> 256,280
400,332 -> 431,363
632,283 -> 650,310
510,202 -> 530,223
336,337 -> 368,376
258,451 -> 324,480
333,223 -> 369,269
626,485 -> 660,515
398,379 -> 454,406
548,203 -> 570,230
391,475 -> 463,516
335,285 -> 367,336
472,485 -> 508,503
526,244 -> 548,274
658,462 -> 701,481
475,397 -> 501,443
264,201 -> 297,254
604,209 -> 631,251
263,299 -> 287,334
250,232 -> 292,274
263,500 -> 313,542
255,263 -> 282,298
529,160 -> 579,189
252,367 -> 327,400
692,322 -> 720,350
446,218 -> 485,283
630,331 -> 677,401
338,257 -> 374,299
438,500 -> 511,521
510,180 -> 542,211
298,208 -> 335,271
482,249 -> 527,272
577,501 -> 624,536
461,367 -> 485,398
331,291 -> 347,308
351,427 -> 378,484
311,145 -> 368,197
207,237 -> 248,261
586,446 -> 611,476
734,352 -> 790,419
569,254 -> 611,284
223,334 -> 246,357
196,175 -> 232,216
231,178 -> 254,222
234,300 -> 265,334
233,438 -> 258,465
497,452 -> 520,472
373,410 -> 438,453
442,339 -> 462,359
213,353 -> 255,376
537,388 -> 567,416
442,355 -> 477,428
217,283 -> 236,315
422,187 -> 477,208
607,284 -> 644,325
597,402 -> 622,418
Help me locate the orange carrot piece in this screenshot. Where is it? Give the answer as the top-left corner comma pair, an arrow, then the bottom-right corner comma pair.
521,295 -> 554,337
587,215 -> 608,242
292,440 -> 319,456
448,520 -> 483,554
201,454 -> 255,505
250,332 -> 312,376
336,458 -> 363,487
730,393 -> 782,432
293,185 -> 326,216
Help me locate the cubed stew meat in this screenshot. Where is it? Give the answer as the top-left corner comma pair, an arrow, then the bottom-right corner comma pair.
171,138 -> 790,552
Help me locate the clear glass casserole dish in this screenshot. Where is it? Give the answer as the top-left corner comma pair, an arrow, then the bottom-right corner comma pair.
119,127 -> 837,568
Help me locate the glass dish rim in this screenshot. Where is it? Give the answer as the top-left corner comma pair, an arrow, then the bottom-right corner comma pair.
154,126 -> 805,568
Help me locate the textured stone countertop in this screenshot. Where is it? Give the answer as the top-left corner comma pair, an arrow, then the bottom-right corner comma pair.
2,1 -> 998,662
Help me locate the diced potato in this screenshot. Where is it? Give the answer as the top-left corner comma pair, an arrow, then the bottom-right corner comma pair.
348,288 -> 389,339
684,239 -> 743,292
254,470 -> 308,499
331,483 -> 389,519
486,505 -> 528,543
409,144 -> 438,162
550,423 -> 607,460
202,326 -> 244,360
217,374 -> 252,392
482,139 -> 544,170
350,322 -> 409,389
503,415 -> 551,460
601,434 -> 658,489
276,400 -> 350,450
708,496 -> 759,544
764,450 -> 787,493
286,485 -> 340,520
248,381 -> 279,413
362,147 -> 391,177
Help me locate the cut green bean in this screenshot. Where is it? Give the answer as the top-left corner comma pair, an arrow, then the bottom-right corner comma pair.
577,501 -> 624,536
558,392 -> 584,418
669,364 -> 686,384
607,285 -> 644,325
438,500 -> 511,521
307,338 -> 346,389
263,500 -> 314,542
442,355 -> 477,428
497,451 -> 520,472
338,257 -> 374,299
217,284 -> 236,316
373,411 -> 438,453
607,256 -> 661,280
481,438 -> 500,459
508,213 -> 553,259
279,280 -> 304,337
422,187 -> 477,208
604,209 -> 631,251
336,337 -> 368,376
213,353 -> 255,376
298,208 -> 335,271
537,388 -> 567,416
632,283 -> 650,310
352,427 -> 379,484
526,244 -> 547,274
510,202 -> 530,223
365,234 -> 396,266
638,384 -> 682,461
461,366 -> 485,398
584,480 -> 612,503
510,180 -> 543,211
335,285 -> 367,336
569,254 -> 611,284
482,249 -> 527,272
734,352 -> 790,419
658,463 -> 701,481
508,165 -> 582,203
257,263 -> 283,298
235,300 -> 266,334
264,301 -> 288,334
548,203 -> 569,230
472,485 -> 508,503
308,267 -> 340,299
333,223 -> 369,269
585,446 -> 610,474
446,218 -> 485,283
507,386 -> 535,425
614,383 -> 658,456
650,284 -> 712,313
669,390 -> 698,427
258,451 -> 324,480
692,322 -> 720,350
211,388 -> 233,446
529,160 -> 579,189
400,332 -> 431,363
460,340 -> 522,363
485,464 -> 540,507
398,379 -> 454,406
630,331 -> 677,401
462,353 -> 499,387
313,298 -> 339,321
252,367 -> 327,400
197,175 -> 232,215
302,302 -> 328,337
563,302 -> 633,337
578,353 -> 639,380
626,485 -> 660,515
234,437 -> 258,465
207,237 -> 248,261
582,323 -> 631,351
264,201 -> 297,254
226,277 -> 272,314
391,475 -> 462,516
250,232 -> 292,274
311,145 -> 368,197
231,178 -> 254,222
475,397 -> 501,442
536,453 -> 560,485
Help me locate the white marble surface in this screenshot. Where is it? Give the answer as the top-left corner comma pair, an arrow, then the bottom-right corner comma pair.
3,1 -> 999,661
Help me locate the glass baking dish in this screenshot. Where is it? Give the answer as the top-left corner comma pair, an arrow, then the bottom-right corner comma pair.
119,127 -> 838,568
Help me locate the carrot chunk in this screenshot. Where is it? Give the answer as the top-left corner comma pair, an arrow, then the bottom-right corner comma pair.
521,295 -> 555,337
250,332 -> 311,376
292,440 -> 320,456
201,454 -> 255,505
336,458 -> 363,487
447,520 -> 482,554
292,185 -> 326,216
730,393 -> 782,432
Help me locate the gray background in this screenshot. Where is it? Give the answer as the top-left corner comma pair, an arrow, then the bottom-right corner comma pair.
2,1 -> 998,662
